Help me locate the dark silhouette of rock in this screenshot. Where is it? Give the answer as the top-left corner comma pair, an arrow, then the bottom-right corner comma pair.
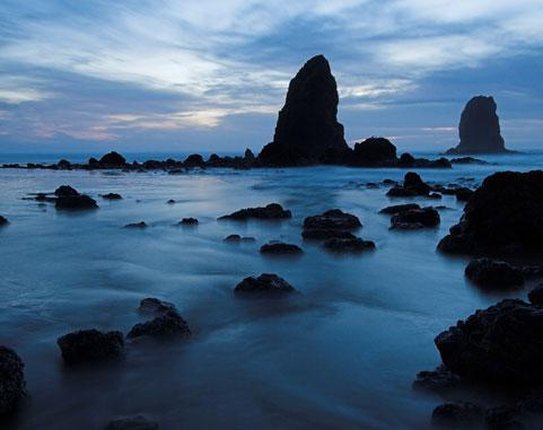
438,171 -> 543,256
528,286 -> 543,306
348,137 -> 397,166
57,159 -> 71,169
259,242 -> 303,255
244,148 -> 255,162
450,156 -> 489,165
105,415 -> 159,430
57,329 -> 124,365
302,229 -> 357,240
102,193 -> 122,200
219,203 -> 291,220
435,299 -> 543,387
223,234 -> 256,243
465,258 -> 524,289
179,217 -> 198,225
99,151 -> 126,167
390,207 -> 440,229
167,199 -> 176,204
55,185 -> 79,197
380,203 -> 422,215
0,215 -> 8,226
431,402 -> 484,428
323,237 -> 375,252
303,209 -> 361,231
258,55 -> 348,166
398,153 -> 452,169
127,310 -> 191,340
183,154 -> 205,167
386,172 -> 431,197
0,346 -> 25,415
413,365 -> 462,393
234,273 -> 295,296
446,96 -> 508,154
484,406 -> 523,430
138,298 -> 176,315
454,187 -> 474,202
124,222 -> 148,229
55,193 -> 98,210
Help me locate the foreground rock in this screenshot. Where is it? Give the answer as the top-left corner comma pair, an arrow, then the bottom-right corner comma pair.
259,242 -> 303,255
57,329 -> 124,365
54,185 -> 98,210
386,172 -> 431,197
127,311 -> 191,340
0,346 -> 25,415
0,215 -> 8,226
258,55 -> 348,166
390,207 -> 440,229
438,170 -> 543,256
446,96 -> 509,154
105,415 -> 159,430
219,203 -> 291,221
431,402 -> 483,428
465,258 -> 524,289
234,274 -> 296,296
323,237 -> 375,253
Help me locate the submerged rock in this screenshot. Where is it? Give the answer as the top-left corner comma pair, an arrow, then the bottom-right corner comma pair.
53,185 -> 98,210
446,96 -> 509,155
179,217 -> 198,225
450,156 -> 489,165
124,222 -> 148,229
379,203 -> 421,215
390,207 -> 440,229
303,209 -> 361,231
465,258 -> 524,289
57,329 -> 124,365
301,229 -> 357,240
127,311 -> 191,340
323,237 -> 375,253
438,170 -> 543,256
431,402 -> 484,428
234,273 -> 296,296
105,415 -> 159,430
386,172 -> 431,197
259,242 -> 303,255
102,193 -> 123,200
219,203 -> 291,221
0,346 -> 26,415
138,298 -> 177,315
258,55 -> 348,166
348,137 -> 397,166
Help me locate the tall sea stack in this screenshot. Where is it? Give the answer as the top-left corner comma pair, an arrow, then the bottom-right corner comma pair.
446,96 -> 509,155
258,55 -> 349,166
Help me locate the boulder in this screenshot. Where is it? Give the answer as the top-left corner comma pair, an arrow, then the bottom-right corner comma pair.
0,215 -> 8,226
323,237 -> 375,252
138,298 -> 177,315
99,151 -> 126,167
183,154 -> 205,168
450,157 -> 489,165
179,217 -> 198,225
223,234 -> 255,243
218,203 -> 291,221
55,194 -> 98,210
464,258 -> 524,289
446,96 -> 509,154
57,329 -> 124,365
234,273 -> 296,296
259,242 -> 303,255
386,172 -> 430,197
102,193 -> 123,200
455,187 -> 474,202
54,185 -> 79,197
303,209 -> 361,231
105,415 -> 159,430
431,402 -> 484,428
0,346 -> 26,415
302,229 -> 357,240
438,171 -> 543,256
127,310 -> 191,340
348,137 -> 397,166
57,159 -> 72,169
390,207 -> 440,229
258,55 -> 348,166
379,204 -> 422,215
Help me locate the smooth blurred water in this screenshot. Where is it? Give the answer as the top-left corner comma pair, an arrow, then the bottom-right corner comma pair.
0,152 -> 542,429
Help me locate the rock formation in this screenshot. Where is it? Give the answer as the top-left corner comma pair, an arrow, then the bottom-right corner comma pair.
0,346 -> 26,415
218,203 -> 291,221
258,55 -> 348,166
234,273 -> 296,296
446,96 -> 509,154
57,329 -> 124,365
348,137 -> 397,167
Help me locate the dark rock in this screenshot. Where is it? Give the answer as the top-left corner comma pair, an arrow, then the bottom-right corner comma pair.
179,217 -> 198,225
413,365 -> 462,393
485,406 -> 523,430
0,346 -> 25,415
446,96 -> 509,154
244,148 -> 255,162
124,222 -> 147,229
379,203 -> 421,215
127,310 -> 191,340
258,55 -> 348,166
302,229 -> 357,240
105,415 -> 159,430
223,234 -> 256,243
167,199 -> 176,204
323,237 -> 375,252
382,179 -> 397,186
455,187 -> 474,202
57,159 -> 71,169
259,242 -> 303,255
398,152 -> 416,167
450,157 -> 489,165
429,193 -> 443,200
438,171 -> 543,256
167,169 -> 184,175
102,193 -> 123,200
528,286 -> 543,306
183,154 -> 205,168
138,298 -> 177,315
349,137 -> 397,166
99,151 -> 126,167
88,157 -> 99,168
431,402 -> 484,428
434,299 -> 543,386
303,209 -> 361,231
57,329 -> 124,365
219,203 -> 291,221
0,216 -> 8,226
465,258 -> 524,289
390,207 -> 440,229
54,185 -> 79,197
234,273 -> 296,296
386,172 -> 431,197
55,194 -> 98,210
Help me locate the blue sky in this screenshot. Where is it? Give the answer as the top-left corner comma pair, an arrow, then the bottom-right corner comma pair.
0,0 -> 542,154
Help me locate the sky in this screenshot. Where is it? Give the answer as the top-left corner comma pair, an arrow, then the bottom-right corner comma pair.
0,0 -> 542,155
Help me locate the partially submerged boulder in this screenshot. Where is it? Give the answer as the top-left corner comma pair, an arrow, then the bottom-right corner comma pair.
138,298 -> 177,315
379,203 -> 421,215
259,242 -> 303,255
234,273 -> 296,296
127,311 -> 191,340
179,217 -> 198,225
390,207 -> 440,229
124,222 -> 148,229
102,193 -> 123,200
99,151 -> 126,167
223,234 -> 256,243
323,237 -> 375,253
0,346 -> 26,415
386,172 -> 431,197
465,258 -> 524,289
219,203 -> 291,221
183,154 -> 205,168
348,137 -> 397,166
303,209 -> 361,231
0,215 -> 8,226
57,329 -> 124,365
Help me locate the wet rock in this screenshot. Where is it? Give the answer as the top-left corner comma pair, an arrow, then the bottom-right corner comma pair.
105,414 -> 159,430
218,203 -> 291,221
438,171 -> 543,256
127,310 -> 191,340
485,406 -> 523,430
138,298 -> 177,315
465,258 -> 524,289
455,187 -> 474,202
348,137 -> 397,166
413,365 -> 462,393
435,299 -> 543,386
223,234 -> 256,243
302,229 -> 357,240
259,242 -> 303,255
55,194 -> 98,210
431,402 -> 484,428
379,203 -> 421,215
386,172 -> 431,197
446,96 -> 509,154
55,185 -> 79,197
323,237 -> 375,252
124,222 -> 147,229
244,148 -> 255,162
102,193 -> 123,200
0,215 -> 8,226
183,154 -> 205,168
428,193 -> 443,200
57,329 -> 124,365
258,55 -> 348,166
303,209 -> 361,231
179,217 -> 198,225
234,273 -> 296,296
99,151 -> 127,167
528,286 -> 543,306
390,207 -> 440,229
0,346 -> 26,415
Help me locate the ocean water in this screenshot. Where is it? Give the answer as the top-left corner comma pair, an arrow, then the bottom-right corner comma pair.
0,152 -> 542,429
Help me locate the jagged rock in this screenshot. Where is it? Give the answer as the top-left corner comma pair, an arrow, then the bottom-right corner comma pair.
57,329 -> 124,365
99,151 -> 126,167
124,222 -> 148,229
528,286 -> 543,306
348,137 -> 397,166
413,365 -> 462,393
179,217 -> 198,225
219,203 -> 291,220
303,209 -> 361,231
390,207 -> 440,229
446,96 -> 509,154
386,172 -> 431,197
259,242 -> 303,255
431,402 -> 484,428
323,237 -> 375,252
465,258 -> 524,289
379,203 -> 421,215
183,154 -> 205,167
127,311 -> 191,340
0,215 -> 8,226
234,273 -> 295,296
105,415 -> 159,430
0,346 -> 26,415
438,171 -> 543,256
102,193 -> 123,200
138,298 -> 177,315
258,55 -> 348,166
435,299 -> 543,386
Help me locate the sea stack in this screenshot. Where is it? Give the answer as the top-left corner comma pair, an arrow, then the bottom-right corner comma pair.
258,55 -> 348,166
446,96 -> 509,154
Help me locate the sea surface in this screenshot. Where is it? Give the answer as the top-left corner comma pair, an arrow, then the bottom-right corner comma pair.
0,151 -> 542,429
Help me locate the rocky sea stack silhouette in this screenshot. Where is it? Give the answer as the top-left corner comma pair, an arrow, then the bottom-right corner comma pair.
258,55 -> 349,166
446,96 -> 510,155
